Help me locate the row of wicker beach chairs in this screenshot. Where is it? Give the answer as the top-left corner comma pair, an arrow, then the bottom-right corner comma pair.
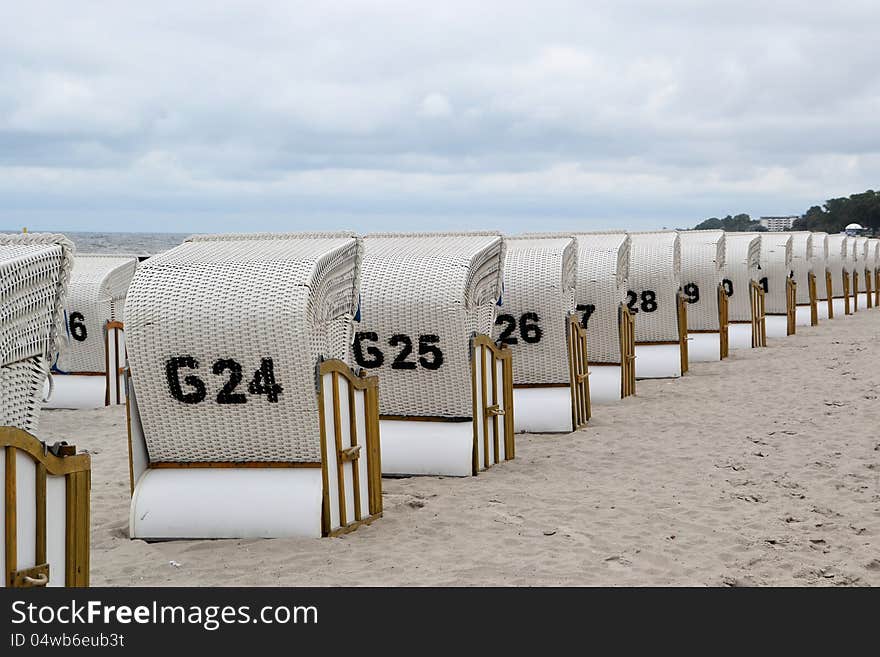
2,229 -> 879,586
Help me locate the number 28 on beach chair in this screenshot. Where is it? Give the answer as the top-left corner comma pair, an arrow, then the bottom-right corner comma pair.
124,233 -> 382,539
2,233 -> 90,588
627,231 -> 689,379
45,254 -> 138,409
679,230 -> 728,362
354,232 -> 513,477
494,236 -> 589,434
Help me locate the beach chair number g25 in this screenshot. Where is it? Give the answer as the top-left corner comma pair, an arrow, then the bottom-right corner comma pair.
626,290 -> 658,313
494,313 -> 543,346
353,332 -> 444,370
164,356 -> 283,405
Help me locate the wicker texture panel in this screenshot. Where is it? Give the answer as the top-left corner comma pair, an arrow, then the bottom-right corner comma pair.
853,237 -> 869,291
788,232 -> 814,305
125,232 -> 362,463
722,234 -> 761,322
56,254 -> 138,373
826,235 -> 849,297
679,230 -> 725,331
1,233 -> 74,367
357,232 -> 504,417
627,231 -> 681,342
757,233 -> 793,314
867,239 -> 880,273
0,356 -> 50,433
495,236 -> 576,384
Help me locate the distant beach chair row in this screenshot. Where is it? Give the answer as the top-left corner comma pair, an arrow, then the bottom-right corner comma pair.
2,229 -> 879,587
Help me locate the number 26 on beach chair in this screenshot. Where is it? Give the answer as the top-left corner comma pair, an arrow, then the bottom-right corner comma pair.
124,233 -> 382,540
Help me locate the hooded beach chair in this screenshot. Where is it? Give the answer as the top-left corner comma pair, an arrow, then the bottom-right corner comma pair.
755,233 -> 796,338
2,233 -> 89,588
125,233 -> 382,539
722,234 -> 765,349
627,231 -> 688,379
45,254 -> 138,409
356,232 -> 512,477
852,236 -> 871,310
867,238 -> 880,308
810,232 -> 833,320
679,230 -> 728,362
826,235 -> 853,317
568,232 -> 635,402
495,236 -> 588,433
788,232 -> 818,326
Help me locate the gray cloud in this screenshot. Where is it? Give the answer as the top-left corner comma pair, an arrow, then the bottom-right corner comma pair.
1,0 -> 879,233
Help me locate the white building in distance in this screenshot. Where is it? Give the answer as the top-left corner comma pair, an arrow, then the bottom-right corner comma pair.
759,216 -> 798,231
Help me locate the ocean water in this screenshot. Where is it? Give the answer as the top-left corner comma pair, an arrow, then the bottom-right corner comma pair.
1,230 -> 189,256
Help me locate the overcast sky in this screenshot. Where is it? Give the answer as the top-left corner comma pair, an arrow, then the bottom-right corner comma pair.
2,1 -> 879,234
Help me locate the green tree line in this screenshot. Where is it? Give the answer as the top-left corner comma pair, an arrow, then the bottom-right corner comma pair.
692,189 -> 880,233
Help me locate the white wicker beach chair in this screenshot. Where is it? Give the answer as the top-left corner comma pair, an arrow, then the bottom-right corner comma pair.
826,235 -> 853,316
852,236 -> 870,311
46,254 -> 138,409
810,232 -> 834,319
356,232 -> 511,476
788,232 -> 819,326
722,233 -> 765,349
679,230 -> 728,362
627,231 -> 688,378
569,232 -> 635,403
1,233 -> 90,588
124,233 -> 382,539
1,233 -> 74,433
495,236 -> 588,433
755,233 -> 795,338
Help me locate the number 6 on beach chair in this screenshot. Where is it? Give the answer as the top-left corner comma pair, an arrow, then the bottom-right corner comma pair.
124,233 -> 382,539
2,233 -> 89,587
495,236 -> 588,433
355,232 -> 513,477
45,254 -> 138,409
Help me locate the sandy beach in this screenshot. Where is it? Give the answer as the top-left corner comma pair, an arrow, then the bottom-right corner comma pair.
37,309 -> 880,587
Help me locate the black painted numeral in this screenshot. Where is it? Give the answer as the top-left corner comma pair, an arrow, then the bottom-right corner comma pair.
722,279 -> 734,297
759,277 -> 769,293
627,290 -> 658,313
213,359 -> 247,404
353,332 -> 445,370
494,312 -> 543,345
69,312 -> 87,342
683,283 -> 700,304
166,356 -> 283,405
495,314 -> 518,345
418,334 -> 444,370
576,303 -> 595,329
390,334 -> 417,370
248,358 -> 284,403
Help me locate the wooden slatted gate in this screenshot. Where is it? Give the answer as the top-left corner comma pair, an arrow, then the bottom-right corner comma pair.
103,320 -> 125,406
843,270 -> 852,315
471,336 -> 515,473
618,304 -> 636,398
866,268 -> 874,309
826,271 -> 834,319
2,427 -> 90,587
750,280 -> 767,348
717,283 -> 729,359
786,277 -> 797,336
676,292 -> 689,375
808,272 -> 819,326
566,314 -> 590,431
317,360 -> 383,537
853,270 -> 859,313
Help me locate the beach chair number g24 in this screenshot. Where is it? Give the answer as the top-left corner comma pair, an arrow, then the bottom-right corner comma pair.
353,332 -> 444,370
164,356 -> 283,405
626,289 -> 658,313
